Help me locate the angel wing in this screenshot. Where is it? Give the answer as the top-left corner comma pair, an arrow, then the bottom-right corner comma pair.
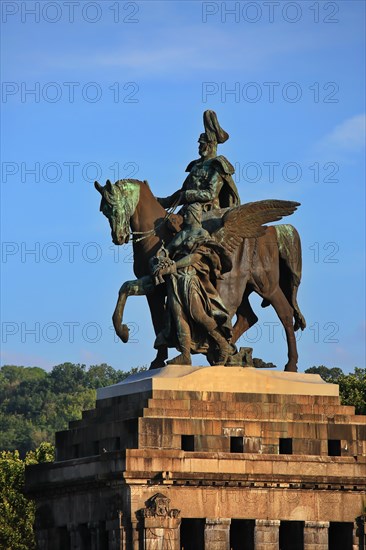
213,200 -> 300,255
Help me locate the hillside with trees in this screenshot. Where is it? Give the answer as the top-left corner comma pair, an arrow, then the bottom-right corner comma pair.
0,363 -> 147,457
0,363 -> 365,457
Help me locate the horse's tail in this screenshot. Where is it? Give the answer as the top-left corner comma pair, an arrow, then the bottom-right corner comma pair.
261,224 -> 306,331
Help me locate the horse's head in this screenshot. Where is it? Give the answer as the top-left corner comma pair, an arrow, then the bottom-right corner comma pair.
94,179 -> 140,245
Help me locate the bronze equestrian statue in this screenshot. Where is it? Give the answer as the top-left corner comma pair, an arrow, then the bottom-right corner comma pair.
94,111 -> 306,371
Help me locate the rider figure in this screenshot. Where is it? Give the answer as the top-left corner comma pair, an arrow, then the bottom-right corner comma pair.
157,110 -> 240,213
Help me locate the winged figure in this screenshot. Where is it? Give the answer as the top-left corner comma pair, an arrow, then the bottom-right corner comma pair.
149,200 -> 300,366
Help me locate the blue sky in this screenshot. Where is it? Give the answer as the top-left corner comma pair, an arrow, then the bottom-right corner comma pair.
1,0 -> 365,373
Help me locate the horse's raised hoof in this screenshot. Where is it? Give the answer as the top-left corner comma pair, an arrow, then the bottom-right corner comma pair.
284,362 -> 298,372
120,324 -> 129,343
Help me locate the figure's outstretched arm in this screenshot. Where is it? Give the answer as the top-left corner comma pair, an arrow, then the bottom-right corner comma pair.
156,190 -> 183,209
156,253 -> 202,279
174,252 -> 201,269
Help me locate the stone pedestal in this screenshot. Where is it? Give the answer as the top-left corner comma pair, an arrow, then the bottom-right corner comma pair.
25,366 -> 366,550
254,519 -> 280,550
304,521 -> 329,550
204,518 -> 231,550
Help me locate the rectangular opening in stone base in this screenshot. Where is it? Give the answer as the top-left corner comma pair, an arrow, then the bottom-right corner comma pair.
279,438 -> 293,455
328,522 -> 353,550
279,520 -> 304,550
328,439 -> 341,456
230,436 -> 244,453
180,518 -> 205,550
181,434 -> 195,451
230,519 -> 255,549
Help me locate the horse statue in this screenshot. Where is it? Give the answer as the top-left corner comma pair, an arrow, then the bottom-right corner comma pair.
95,178 -> 306,372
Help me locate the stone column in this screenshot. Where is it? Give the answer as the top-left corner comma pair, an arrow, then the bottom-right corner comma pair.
254,519 -> 280,550
89,522 -> 99,550
106,513 -> 125,550
144,517 -> 181,550
354,516 -> 365,550
68,524 -> 82,550
35,528 -> 49,550
204,519 -> 231,550
138,493 -> 181,550
131,519 -> 140,550
304,521 -> 329,550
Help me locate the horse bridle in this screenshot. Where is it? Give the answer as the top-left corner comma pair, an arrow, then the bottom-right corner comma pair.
130,196 -> 181,244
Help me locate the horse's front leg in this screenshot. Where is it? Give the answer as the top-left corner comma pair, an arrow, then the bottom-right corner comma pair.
112,276 -> 154,343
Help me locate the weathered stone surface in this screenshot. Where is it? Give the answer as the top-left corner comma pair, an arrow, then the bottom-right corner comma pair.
96,366 -> 339,400
204,518 -> 230,550
304,521 -> 329,550
254,519 -> 280,549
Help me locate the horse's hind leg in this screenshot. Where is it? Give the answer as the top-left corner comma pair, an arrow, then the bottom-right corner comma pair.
232,289 -> 258,344
147,289 -> 169,370
265,286 -> 298,372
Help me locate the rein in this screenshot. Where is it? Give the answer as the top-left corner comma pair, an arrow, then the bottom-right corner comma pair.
131,196 -> 181,243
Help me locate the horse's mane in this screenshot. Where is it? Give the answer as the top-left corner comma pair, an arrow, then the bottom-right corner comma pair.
101,179 -> 151,210
116,178 -> 150,189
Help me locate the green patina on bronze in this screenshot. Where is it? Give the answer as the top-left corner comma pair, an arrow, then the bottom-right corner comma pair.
275,224 -> 302,286
96,179 -> 140,244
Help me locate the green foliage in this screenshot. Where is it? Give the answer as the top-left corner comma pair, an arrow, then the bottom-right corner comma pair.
0,444 -> 54,550
305,365 -> 343,383
305,366 -> 366,414
0,363 -> 147,455
85,363 -> 120,389
0,413 -> 39,457
0,366 -> 46,386
337,367 -> 366,415
49,362 -> 87,394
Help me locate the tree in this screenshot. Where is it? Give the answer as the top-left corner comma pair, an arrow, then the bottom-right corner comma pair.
85,363 -> 120,389
49,362 -> 87,394
0,366 -> 46,387
0,444 -> 54,550
337,367 -> 366,415
305,366 -> 343,383
0,413 -> 37,457
305,366 -> 366,414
